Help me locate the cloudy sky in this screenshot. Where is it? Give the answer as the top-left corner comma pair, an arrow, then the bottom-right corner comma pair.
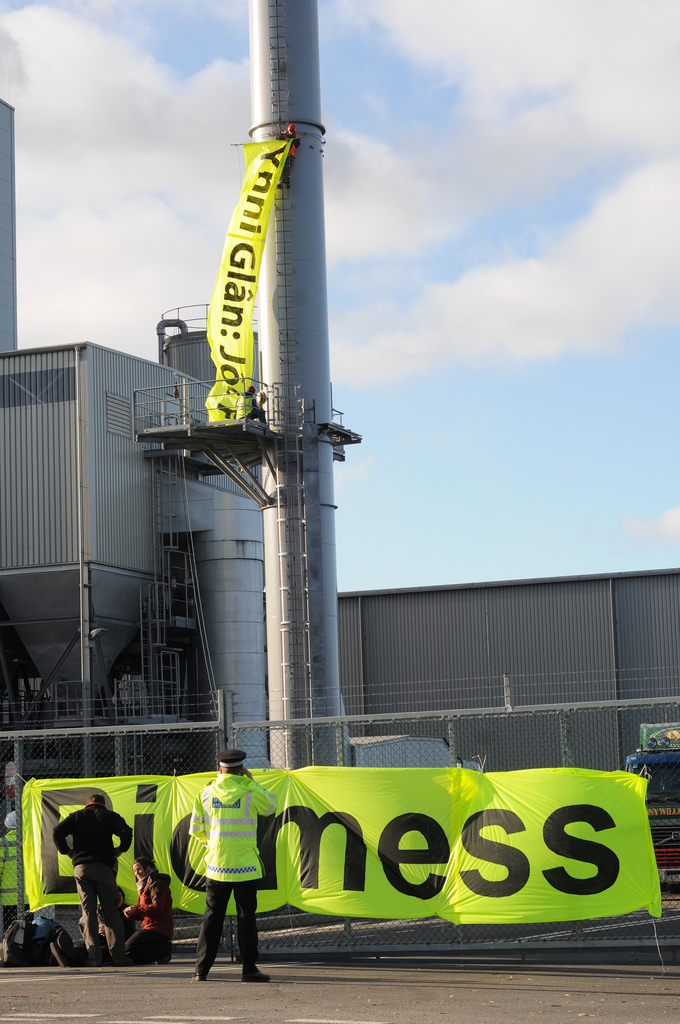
3,0 -> 680,592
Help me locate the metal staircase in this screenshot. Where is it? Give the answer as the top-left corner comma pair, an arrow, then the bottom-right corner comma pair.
136,456 -> 195,720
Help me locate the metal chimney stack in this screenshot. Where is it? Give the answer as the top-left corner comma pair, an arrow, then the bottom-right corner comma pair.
249,0 -> 343,722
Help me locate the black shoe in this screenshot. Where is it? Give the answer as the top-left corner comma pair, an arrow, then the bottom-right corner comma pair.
191,973 -> 207,982
111,956 -> 134,967
156,952 -> 172,965
242,969 -> 270,983
50,940 -> 73,968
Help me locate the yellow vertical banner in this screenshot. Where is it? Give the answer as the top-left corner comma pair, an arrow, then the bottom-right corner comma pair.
206,140 -> 291,421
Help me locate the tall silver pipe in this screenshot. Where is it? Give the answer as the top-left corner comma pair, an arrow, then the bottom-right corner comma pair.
249,0 -> 342,722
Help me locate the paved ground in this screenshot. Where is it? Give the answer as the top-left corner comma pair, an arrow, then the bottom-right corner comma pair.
0,950 -> 678,1024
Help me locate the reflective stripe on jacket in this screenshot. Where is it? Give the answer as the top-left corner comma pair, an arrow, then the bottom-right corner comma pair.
189,774 -> 275,881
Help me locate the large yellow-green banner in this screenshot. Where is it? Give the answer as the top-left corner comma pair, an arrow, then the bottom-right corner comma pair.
205,140 -> 291,421
22,767 -> 660,923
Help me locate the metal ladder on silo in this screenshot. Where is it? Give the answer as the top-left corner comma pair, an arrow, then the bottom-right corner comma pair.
268,0 -> 314,727
139,457 -> 182,717
269,0 -> 289,131
273,385 -> 311,720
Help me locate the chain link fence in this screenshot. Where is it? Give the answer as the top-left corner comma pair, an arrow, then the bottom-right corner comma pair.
1,700 -> 678,955
0,721 -> 222,950
233,697 -> 680,952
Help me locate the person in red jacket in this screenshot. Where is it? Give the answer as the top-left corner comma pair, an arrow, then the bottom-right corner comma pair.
123,857 -> 174,965
278,123 -> 300,186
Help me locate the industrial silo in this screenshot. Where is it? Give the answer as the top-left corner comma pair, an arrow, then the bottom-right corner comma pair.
0,342 -> 268,742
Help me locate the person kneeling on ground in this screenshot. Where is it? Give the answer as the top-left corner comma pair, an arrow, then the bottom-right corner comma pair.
123,857 -> 173,965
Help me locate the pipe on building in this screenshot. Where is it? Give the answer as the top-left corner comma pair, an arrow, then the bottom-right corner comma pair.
157,319 -> 188,366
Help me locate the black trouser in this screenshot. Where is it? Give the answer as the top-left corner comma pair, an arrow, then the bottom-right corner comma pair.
126,928 -> 172,965
73,862 -> 127,965
195,879 -> 259,977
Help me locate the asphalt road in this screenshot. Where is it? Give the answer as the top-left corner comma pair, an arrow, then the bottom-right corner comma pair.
0,950 -> 678,1024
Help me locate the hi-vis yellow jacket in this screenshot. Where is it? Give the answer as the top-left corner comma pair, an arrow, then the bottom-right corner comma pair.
0,828 -> 17,906
189,773 -> 276,881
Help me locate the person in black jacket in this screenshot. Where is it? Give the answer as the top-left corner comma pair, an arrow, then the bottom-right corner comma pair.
52,793 -> 133,967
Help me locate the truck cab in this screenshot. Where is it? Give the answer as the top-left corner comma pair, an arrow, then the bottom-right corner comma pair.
626,723 -> 680,888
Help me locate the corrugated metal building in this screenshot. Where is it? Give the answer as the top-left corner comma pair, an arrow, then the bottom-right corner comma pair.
0,99 -> 16,353
0,342 -> 267,733
0,344 -> 179,723
338,570 -> 680,715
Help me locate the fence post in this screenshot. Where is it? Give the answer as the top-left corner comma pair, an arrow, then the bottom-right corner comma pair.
503,674 -> 514,712
336,723 -> 346,767
559,709 -> 574,767
218,689 -> 233,751
446,718 -> 466,948
447,719 -> 459,766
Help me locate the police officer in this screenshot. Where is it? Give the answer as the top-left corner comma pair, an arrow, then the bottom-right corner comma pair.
190,749 -> 276,983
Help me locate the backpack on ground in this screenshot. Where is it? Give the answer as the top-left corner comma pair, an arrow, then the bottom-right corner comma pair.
1,916 -> 67,967
0,918 -> 35,967
29,917 -> 62,966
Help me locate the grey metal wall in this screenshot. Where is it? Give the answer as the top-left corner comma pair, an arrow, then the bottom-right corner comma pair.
0,344 -> 178,571
338,570 -> 680,714
0,347 -> 79,567
0,344 -> 197,698
0,99 -> 16,353
87,344 -> 177,571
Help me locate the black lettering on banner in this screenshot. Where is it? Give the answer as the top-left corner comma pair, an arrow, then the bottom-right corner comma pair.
258,806 -> 367,892
378,813 -> 449,900
221,306 -> 243,328
260,144 -> 287,169
542,804 -> 620,895
229,243 -> 256,270
134,783 -> 157,863
251,170 -> 273,194
41,787 -> 111,895
460,809 -> 530,898
218,347 -> 246,365
243,194 -> 265,217
223,282 -> 246,303
170,813 -> 207,893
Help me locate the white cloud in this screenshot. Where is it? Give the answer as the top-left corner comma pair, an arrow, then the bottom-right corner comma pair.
332,0 -> 680,158
624,506 -> 680,545
2,5 -> 250,357
6,0 -> 680,383
324,130 -> 456,264
330,157 -> 680,381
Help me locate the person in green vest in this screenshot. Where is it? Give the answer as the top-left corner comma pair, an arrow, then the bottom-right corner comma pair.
0,811 -> 18,933
189,749 -> 276,983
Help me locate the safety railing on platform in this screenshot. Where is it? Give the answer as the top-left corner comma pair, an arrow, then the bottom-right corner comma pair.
134,378 -> 303,437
